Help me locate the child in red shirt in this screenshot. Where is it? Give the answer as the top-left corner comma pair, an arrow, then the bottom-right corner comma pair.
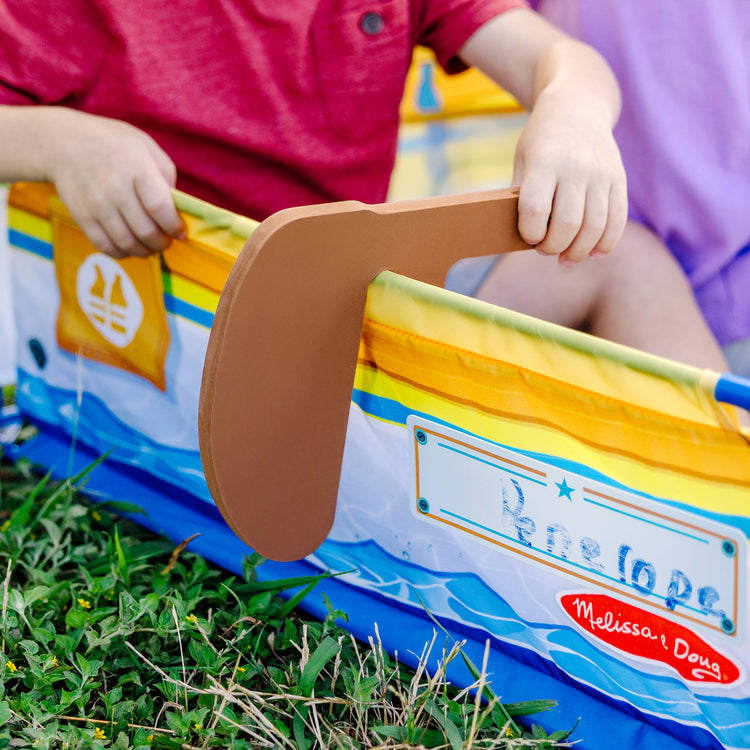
0,0 -> 626,265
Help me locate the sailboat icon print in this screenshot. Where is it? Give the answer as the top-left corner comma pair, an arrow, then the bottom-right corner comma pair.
76,254 -> 144,348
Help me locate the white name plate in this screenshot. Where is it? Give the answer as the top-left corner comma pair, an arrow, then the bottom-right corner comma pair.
407,416 -> 745,640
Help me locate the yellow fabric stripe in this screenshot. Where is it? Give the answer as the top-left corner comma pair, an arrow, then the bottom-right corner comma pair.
161,239 -> 234,295
366,272 -> 717,425
163,272 -> 220,313
357,321 -> 750,483
8,206 -> 53,243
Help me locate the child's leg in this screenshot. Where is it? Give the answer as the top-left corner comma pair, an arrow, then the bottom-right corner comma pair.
474,220 -> 729,372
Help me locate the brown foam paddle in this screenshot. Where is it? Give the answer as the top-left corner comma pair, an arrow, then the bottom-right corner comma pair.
199,188 -> 529,561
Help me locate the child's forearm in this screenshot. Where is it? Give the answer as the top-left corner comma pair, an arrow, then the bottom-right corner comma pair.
459,9 -> 620,125
0,105 -> 185,258
0,105 -> 67,183
529,36 -> 621,131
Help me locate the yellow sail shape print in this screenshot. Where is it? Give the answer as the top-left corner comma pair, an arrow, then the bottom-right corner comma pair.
53,207 -> 170,391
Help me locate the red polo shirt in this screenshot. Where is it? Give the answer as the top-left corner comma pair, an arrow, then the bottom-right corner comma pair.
0,0 -> 525,220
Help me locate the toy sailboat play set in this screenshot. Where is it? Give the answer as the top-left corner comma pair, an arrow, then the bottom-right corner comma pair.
1,46 -> 750,750
2,178 -> 750,750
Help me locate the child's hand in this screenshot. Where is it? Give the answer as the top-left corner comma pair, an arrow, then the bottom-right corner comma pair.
47,109 -> 186,258
459,9 -> 628,265
513,89 -> 627,265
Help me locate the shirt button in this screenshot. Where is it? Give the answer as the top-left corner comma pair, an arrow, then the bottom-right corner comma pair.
360,11 -> 384,35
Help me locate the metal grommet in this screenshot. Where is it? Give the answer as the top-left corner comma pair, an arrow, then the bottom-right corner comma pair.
360,12 -> 384,36
721,540 -> 736,557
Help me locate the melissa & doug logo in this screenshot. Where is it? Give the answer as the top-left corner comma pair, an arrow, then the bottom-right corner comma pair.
560,592 -> 742,686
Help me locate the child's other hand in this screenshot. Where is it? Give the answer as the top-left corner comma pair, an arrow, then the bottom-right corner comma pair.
48,109 -> 186,258
459,9 -> 627,265
513,91 -> 628,265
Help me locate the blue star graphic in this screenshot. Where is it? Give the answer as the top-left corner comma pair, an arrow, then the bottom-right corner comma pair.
556,478 -> 574,501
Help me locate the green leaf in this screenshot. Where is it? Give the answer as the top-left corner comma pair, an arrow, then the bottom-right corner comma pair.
291,636 -> 341,750
86,538 -> 174,575
74,652 -> 102,680
502,699 -> 558,717
64,608 -> 89,629
103,685 -> 123,711
68,450 -> 113,487
548,717 -> 579,742
22,585 -> 50,608
241,570 -> 349,597
94,499 -> 147,516
0,702 -> 10,727
372,726 -> 402,740
113,525 -> 130,587
292,711 -> 309,750
299,636 -> 340,697
416,728 -> 446,747
188,639 -> 218,669
423,697 -> 463,750
277,577 -> 322,619
165,710 -> 189,736
8,469 -> 52,527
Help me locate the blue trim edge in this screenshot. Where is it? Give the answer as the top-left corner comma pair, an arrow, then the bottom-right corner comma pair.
715,373 -> 750,412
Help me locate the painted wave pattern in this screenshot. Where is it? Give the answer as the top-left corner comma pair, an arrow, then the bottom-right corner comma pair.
311,537 -> 749,749
16,370 -> 213,503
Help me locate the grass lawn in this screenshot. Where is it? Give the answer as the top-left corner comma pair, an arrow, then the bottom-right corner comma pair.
0,438 -> 577,749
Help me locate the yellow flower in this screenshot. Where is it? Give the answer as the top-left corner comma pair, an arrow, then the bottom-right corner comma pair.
6,660 -> 17,673
94,727 -> 106,740
146,736 -> 154,744
51,655 -> 58,667
0,519 -> 10,533
505,726 -> 514,737
77,598 -> 91,609
186,614 -> 198,624
91,510 -> 102,521
237,666 -> 246,672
